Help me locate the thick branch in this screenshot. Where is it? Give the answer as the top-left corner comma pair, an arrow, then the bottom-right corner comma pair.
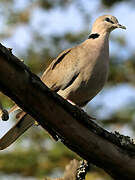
0,43 -> 135,180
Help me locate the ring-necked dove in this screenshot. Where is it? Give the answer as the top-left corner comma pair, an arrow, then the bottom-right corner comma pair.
0,15 -> 126,150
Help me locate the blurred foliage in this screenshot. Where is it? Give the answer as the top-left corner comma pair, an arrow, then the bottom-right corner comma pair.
108,56 -> 135,85
101,0 -> 133,7
0,0 -> 135,180
0,142 -> 76,177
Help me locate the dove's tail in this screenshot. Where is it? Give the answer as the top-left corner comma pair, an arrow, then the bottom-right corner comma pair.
0,113 -> 35,150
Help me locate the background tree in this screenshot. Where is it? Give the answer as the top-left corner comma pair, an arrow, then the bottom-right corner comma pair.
0,0 -> 135,179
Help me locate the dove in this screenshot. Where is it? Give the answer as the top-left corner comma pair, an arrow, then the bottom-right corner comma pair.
0,15 -> 126,150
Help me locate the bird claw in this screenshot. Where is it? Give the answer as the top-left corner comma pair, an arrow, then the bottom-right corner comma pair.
67,99 -> 96,120
34,121 -> 39,126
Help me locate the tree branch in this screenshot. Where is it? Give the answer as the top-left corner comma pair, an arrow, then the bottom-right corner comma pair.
0,43 -> 135,180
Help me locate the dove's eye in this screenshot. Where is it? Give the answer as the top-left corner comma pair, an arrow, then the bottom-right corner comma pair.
105,17 -> 114,24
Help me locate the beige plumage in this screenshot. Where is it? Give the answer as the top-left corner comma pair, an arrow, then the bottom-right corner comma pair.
0,15 -> 126,150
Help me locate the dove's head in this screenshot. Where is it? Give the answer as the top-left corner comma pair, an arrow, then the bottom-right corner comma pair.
91,15 -> 126,34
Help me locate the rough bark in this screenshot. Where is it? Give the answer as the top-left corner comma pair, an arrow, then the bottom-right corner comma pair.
0,43 -> 135,180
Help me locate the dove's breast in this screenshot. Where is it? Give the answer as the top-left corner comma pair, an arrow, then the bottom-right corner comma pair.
58,38 -> 109,106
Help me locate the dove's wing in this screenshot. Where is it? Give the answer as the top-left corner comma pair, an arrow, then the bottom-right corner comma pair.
41,48 -> 79,91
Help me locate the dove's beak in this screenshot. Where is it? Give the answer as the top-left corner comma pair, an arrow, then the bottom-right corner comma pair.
117,23 -> 126,29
